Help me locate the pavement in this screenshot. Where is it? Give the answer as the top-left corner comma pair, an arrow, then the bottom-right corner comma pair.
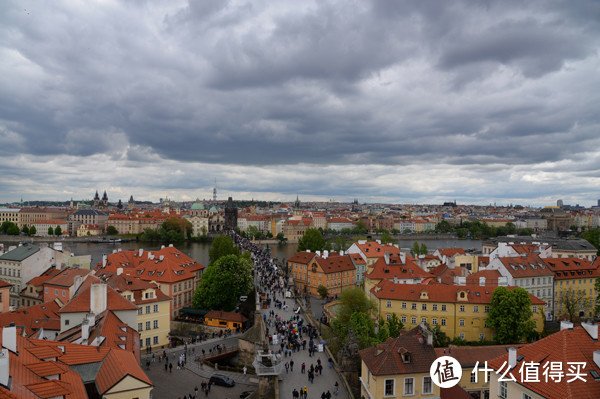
257,291 -> 348,399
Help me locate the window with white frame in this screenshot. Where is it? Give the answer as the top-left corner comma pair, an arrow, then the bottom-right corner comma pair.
411,317 -> 416,324
432,318 -> 437,325
459,319 -> 465,327
386,301 -> 392,308
423,376 -> 432,394
404,377 -> 414,395
499,381 -> 507,398
441,318 -> 446,326
432,304 -> 438,311
384,379 -> 395,396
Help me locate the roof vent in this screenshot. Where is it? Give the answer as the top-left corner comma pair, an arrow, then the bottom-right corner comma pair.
582,322 -> 598,340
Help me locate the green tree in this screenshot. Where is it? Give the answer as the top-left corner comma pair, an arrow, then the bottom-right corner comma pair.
380,232 -> 394,245
386,313 -> 403,338
48,227 -> 54,236
487,287 -> 535,344
348,312 -> 377,348
317,284 -> 329,299
436,220 -> 453,233
7,225 -> 18,235
353,220 -> 368,234
21,225 -> 29,235
391,229 -> 400,235
0,221 -> 15,233
209,235 -> 240,265
192,254 -> 253,311
28,226 -> 36,236
246,226 -> 260,239
559,288 -> 588,322
581,229 -> 600,256
298,228 -> 327,252
106,226 -> 118,235
335,286 -> 377,326
54,226 -> 62,236
329,236 -> 350,252
410,242 -> 428,257
276,232 -> 287,244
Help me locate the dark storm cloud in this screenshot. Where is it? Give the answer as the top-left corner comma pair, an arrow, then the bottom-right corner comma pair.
1,0 -> 600,205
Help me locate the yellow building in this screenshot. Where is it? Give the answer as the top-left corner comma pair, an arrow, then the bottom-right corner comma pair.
369,280 -> 545,342
96,271 -> 172,349
204,310 -> 248,330
546,257 -> 600,319
359,326 -> 444,399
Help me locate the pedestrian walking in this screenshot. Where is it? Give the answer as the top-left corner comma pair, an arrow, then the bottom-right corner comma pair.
243,366 -> 247,375
290,360 -> 294,371
334,381 -> 339,395
169,363 -> 173,373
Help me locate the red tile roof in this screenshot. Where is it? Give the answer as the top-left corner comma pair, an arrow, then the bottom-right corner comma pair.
25,267 -> 61,287
43,267 -> 90,288
95,271 -> 171,304
371,280 -> 545,305
465,269 -> 504,287
359,332 -> 437,376
437,248 -> 466,257
545,257 -> 600,280
314,254 -> 356,274
364,256 -> 432,280
95,247 -> 204,284
0,301 -> 61,336
0,279 -> 10,289
287,251 -> 316,264
96,348 -> 152,395
488,326 -> 600,398
356,241 -> 402,258
498,254 -> 554,278
58,276 -> 137,314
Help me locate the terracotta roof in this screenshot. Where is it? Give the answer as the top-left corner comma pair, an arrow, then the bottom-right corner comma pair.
58,276 -> 137,314
371,280 -> 545,305
356,241 -> 402,258
349,253 -> 366,265
25,267 -> 61,287
364,257 -> 432,280
95,271 -> 171,304
96,348 -> 152,394
437,248 -> 466,257
545,257 -> 600,280
434,344 -> 522,367
0,279 -> 11,289
205,310 -> 248,323
498,254 -> 554,278
466,269 -> 504,287
43,267 -> 90,288
0,301 -> 61,336
359,333 -> 437,376
56,310 -> 140,360
488,326 -> 600,398
25,380 -> 70,398
287,251 -> 316,264
440,385 -> 472,399
95,246 -> 204,284
314,254 -> 356,274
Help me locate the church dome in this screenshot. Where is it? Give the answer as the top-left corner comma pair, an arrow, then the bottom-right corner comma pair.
191,202 -> 205,210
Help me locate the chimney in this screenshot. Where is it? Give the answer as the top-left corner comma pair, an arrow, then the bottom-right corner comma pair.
323,250 -> 329,259
112,249 -> 117,254
316,251 -> 321,257
400,253 -> 406,264
71,275 -> 84,298
582,322 -> 598,340
594,351 -> 600,369
117,267 -> 123,276
508,347 -> 517,369
376,240 -> 381,244
139,248 -> 143,257
169,244 -> 173,247
90,284 -> 107,315
81,317 -> 90,343
2,326 -> 17,353
159,255 -> 164,261
560,321 -> 574,331
102,255 -> 107,268
161,245 -> 165,249
340,250 -> 344,256
0,349 -> 8,388
384,252 -> 390,265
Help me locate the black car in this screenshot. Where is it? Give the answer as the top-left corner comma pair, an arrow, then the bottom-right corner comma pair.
209,374 -> 235,387
240,391 -> 254,398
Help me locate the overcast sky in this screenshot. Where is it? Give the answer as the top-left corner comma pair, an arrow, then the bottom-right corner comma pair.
1,1 -> 599,207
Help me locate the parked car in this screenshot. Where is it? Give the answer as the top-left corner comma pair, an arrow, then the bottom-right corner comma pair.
209,374 -> 235,387
240,391 -> 254,398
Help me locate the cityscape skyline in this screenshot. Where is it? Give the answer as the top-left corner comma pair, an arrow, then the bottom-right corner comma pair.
1,1 -> 599,206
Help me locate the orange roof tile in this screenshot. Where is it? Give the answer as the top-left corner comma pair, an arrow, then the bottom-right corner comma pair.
371,280 -> 545,305
58,276 -> 137,314
488,326 -> 600,398
95,347 -> 152,394
498,254 -> 554,278
43,267 -> 90,288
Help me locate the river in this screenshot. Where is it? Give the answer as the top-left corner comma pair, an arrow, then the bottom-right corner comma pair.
1,237 -> 481,268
